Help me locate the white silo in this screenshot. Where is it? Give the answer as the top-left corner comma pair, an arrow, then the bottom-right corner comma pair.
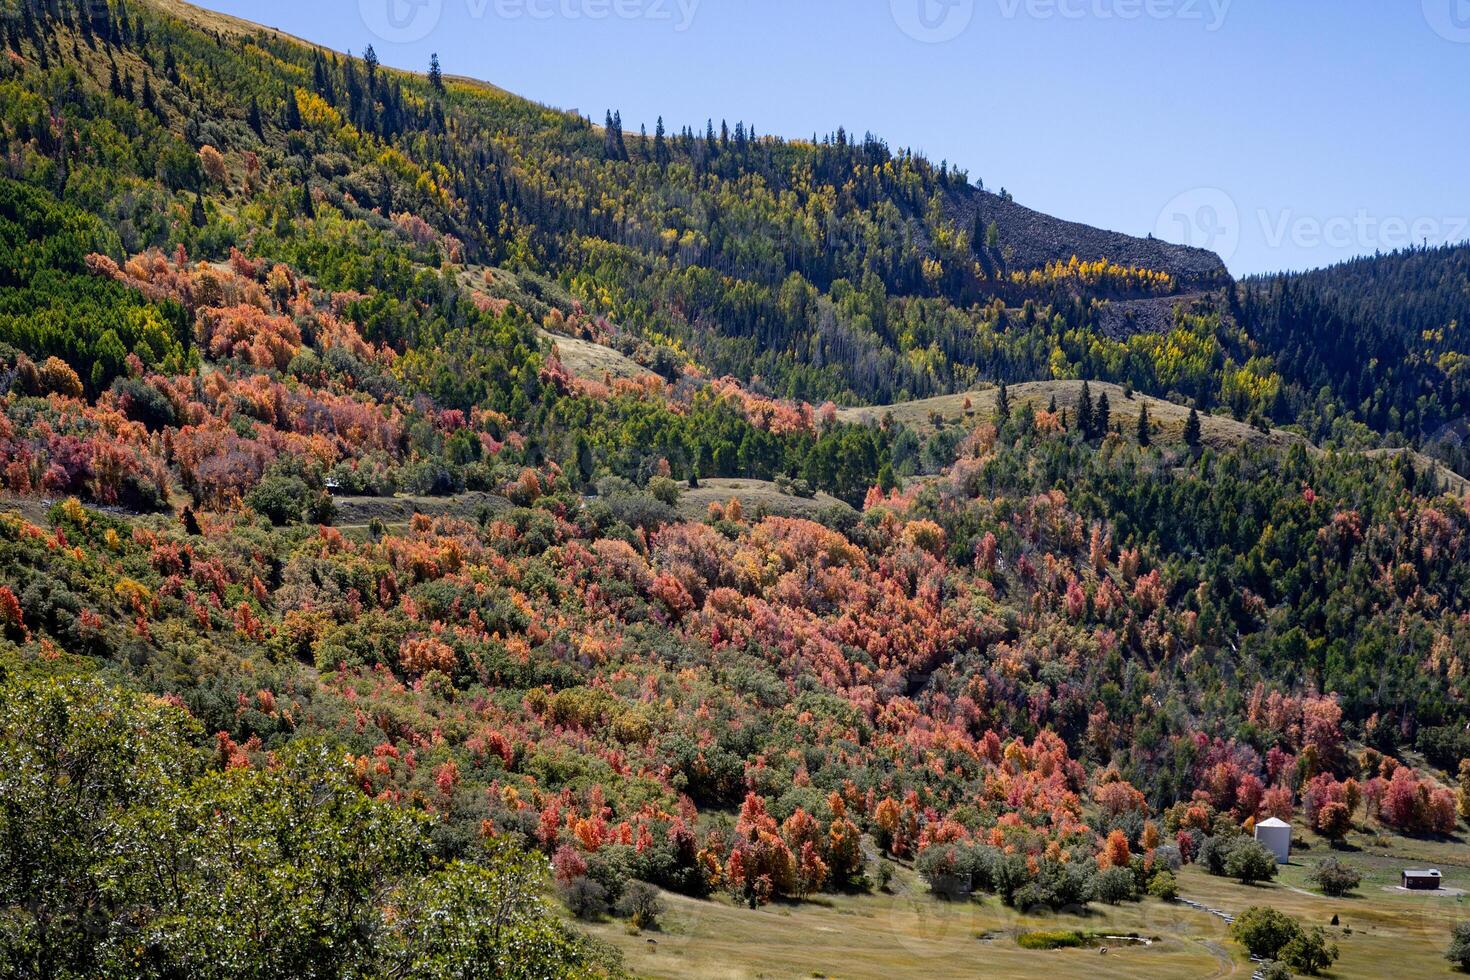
1254,817 -> 1292,863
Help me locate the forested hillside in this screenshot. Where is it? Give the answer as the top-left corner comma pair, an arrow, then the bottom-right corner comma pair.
1243,244 -> 1470,469
2,0 -> 1470,976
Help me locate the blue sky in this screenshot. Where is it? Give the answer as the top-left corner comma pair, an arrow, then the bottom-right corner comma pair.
196,0 -> 1470,275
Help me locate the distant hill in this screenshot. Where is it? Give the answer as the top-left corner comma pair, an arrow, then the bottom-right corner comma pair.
953,189 -> 1230,289
1240,243 -> 1470,471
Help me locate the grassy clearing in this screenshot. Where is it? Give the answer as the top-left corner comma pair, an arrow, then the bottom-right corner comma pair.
837,380 -> 1470,496
586,828 -> 1470,979
676,479 -> 852,522
586,863 -> 1229,980
330,492 -> 509,530
1177,858 -> 1469,980
538,330 -> 655,382
835,380 -> 1304,453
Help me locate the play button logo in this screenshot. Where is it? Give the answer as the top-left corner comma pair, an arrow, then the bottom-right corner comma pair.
1424,0 -> 1470,42
891,0 -> 975,43
361,0 -> 443,43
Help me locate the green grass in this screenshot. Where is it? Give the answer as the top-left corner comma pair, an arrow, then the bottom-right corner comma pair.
1016,930 -> 1089,950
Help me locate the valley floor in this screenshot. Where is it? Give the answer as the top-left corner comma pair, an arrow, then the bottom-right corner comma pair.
590,831 -> 1470,980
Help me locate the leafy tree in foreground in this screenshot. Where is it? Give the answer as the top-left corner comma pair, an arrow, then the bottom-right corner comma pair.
380,847 -> 619,980
1281,926 -> 1338,976
1230,905 -> 1301,960
0,676 -> 619,980
1449,921 -> 1470,971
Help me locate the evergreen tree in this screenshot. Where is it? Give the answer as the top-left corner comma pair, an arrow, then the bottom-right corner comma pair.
573,433 -> 594,489
688,444 -> 703,489
1077,382 -> 1094,439
311,53 -> 330,97
995,381 -> 1010,423
1096,392 -> 1111,436
654,116 -> 668,166
1184,408 -> 1202,450
284,87 -> 301,130
1136,401 -> 1151,447
613,110 -> 627,159
603,111 -> 627,161
428,53 -> 443,92
363,44 -> 378,90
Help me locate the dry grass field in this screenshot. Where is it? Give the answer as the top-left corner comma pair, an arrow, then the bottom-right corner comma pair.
676,478 -> 852,522
539,330 -> 656,382
329,492 -> 510,530
835,380 -> 1306,453
588,822 -> 1470,980
589,863 -> 1233,980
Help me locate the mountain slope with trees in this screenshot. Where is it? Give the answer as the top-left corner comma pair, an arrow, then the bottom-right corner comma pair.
1,1 -> 1470,976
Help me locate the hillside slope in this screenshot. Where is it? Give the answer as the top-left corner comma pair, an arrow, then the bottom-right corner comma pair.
1239,243 -> 1470,471
2,5 -> 1470,979
954,189 -> 1229,288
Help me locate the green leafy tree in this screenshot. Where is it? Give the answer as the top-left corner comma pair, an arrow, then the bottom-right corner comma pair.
1230,905 -> 1301,960
1094,865 -> 1135,904
1147,869 -> 1178,900
0,678 -> 614,980
1280,926 -> 1338,976
0,678 -> 202,980
1448,921 -> 1470,971
103,741 -> 430,978
379,845 -> 617,979
1225,840 -> 1279,885
1307,857 -> 1361,897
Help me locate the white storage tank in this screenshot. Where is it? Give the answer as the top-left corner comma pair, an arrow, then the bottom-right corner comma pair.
1254,817 -> 1292,864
